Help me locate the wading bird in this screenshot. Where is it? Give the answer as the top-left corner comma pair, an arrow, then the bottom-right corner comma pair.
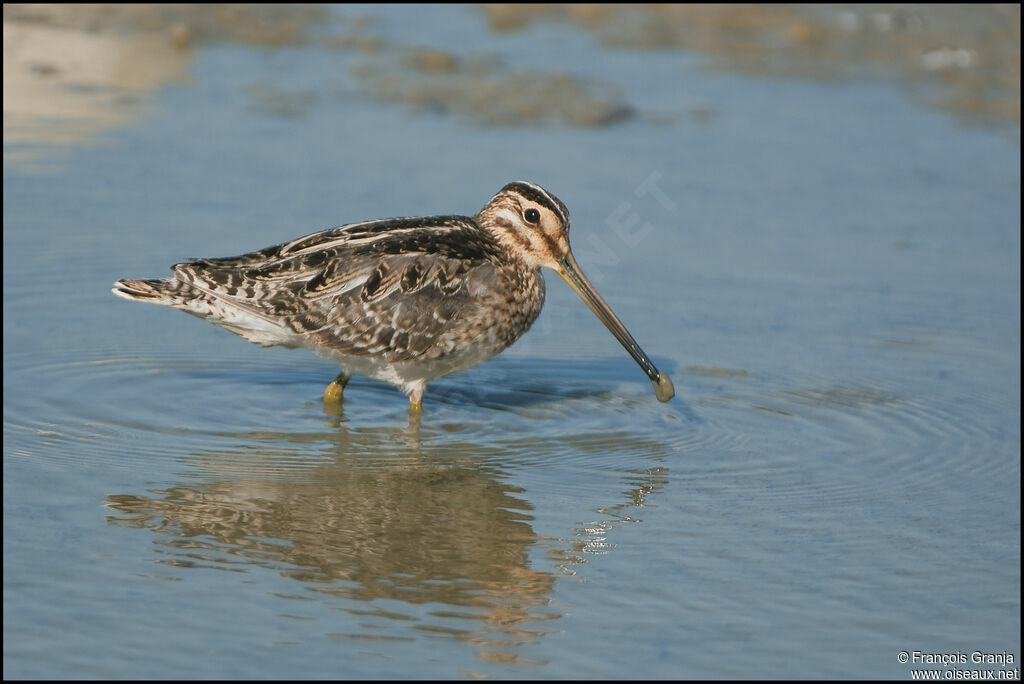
113,181 -> 674,411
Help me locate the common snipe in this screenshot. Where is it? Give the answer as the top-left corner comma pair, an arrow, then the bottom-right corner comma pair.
113,181 -> 674,410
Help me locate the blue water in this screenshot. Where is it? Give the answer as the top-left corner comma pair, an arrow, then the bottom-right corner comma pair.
4,5 -> 1020,679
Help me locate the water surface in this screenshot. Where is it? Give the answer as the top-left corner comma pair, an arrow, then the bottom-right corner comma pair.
4,4 -> 1019,679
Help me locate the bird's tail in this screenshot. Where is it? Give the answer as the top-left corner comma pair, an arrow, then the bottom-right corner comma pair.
112,278 -> 196,307
112,276 -> 295,348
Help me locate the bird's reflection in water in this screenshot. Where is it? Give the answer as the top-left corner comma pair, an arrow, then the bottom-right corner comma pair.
105,424 -> 669,664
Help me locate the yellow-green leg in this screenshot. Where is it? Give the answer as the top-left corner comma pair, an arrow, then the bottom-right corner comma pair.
408,382 -> 425,413
323,372 -> 350,403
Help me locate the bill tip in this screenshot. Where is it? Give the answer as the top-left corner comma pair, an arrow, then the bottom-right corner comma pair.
653,373 -> 674,402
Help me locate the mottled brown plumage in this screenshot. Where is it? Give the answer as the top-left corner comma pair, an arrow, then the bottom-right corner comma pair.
113,181 -> 673,410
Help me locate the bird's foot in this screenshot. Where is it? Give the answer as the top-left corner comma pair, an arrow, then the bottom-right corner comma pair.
323,372 -> 350,404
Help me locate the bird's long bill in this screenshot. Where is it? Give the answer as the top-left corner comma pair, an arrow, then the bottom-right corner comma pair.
556,252 -> 674,402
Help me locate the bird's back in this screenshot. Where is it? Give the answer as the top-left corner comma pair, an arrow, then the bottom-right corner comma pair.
114,215 -> 546,371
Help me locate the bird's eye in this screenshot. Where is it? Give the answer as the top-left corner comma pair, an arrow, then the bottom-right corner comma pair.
524,208 -> 541,224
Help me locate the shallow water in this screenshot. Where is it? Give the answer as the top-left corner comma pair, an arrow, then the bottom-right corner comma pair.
4,5 -> 1020,679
